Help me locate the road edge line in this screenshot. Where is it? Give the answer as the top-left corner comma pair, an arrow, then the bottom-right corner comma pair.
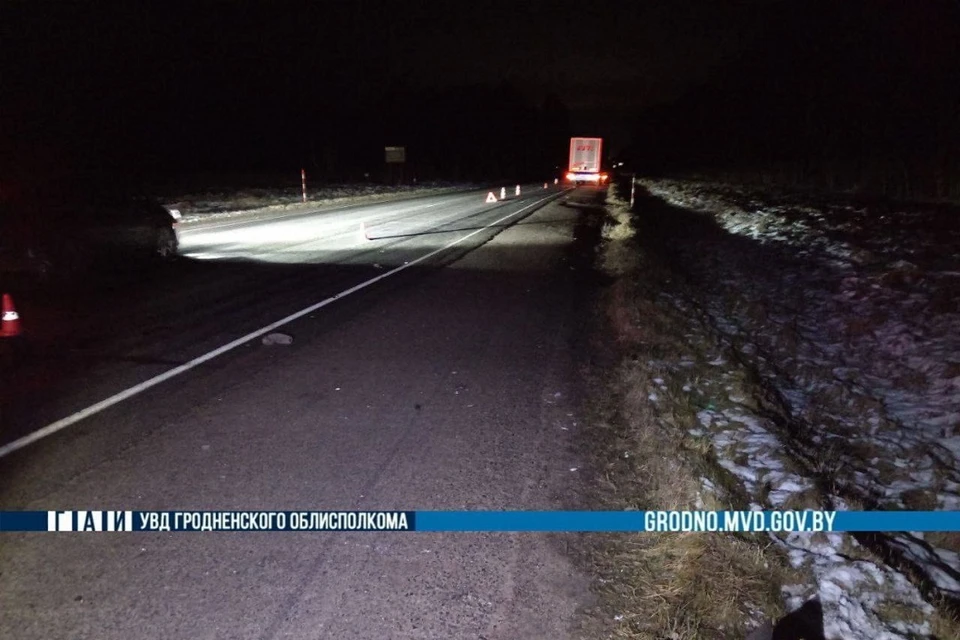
0,191 -> 563,459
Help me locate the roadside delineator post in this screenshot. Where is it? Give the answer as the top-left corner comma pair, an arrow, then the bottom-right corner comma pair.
358,221 -> 370,242
553,178 -> 558,185
515,185 -> 520,196
1,294 -> 22,338
500,187 -> 506,200
543,182 -> 548,189
630,175 -> 636,209
301,168 -> 307,203
485,192 -> 498,203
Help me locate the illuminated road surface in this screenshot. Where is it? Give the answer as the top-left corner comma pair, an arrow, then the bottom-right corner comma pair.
0,185 -> 603,639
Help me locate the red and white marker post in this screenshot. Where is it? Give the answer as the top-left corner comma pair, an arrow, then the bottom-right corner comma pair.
301,169 -> 308,203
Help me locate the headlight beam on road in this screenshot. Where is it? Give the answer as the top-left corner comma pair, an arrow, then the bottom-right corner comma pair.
0,192 -> 563,459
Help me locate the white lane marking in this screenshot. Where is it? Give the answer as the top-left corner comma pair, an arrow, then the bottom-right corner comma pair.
0,192 -> 559,459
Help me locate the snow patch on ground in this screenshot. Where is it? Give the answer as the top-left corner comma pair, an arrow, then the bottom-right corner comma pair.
638,179 -> 960,638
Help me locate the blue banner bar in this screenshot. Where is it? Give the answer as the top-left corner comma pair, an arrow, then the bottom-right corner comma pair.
416,511 -> 649,532
834,510 -> 960,531
415,510 -> 960,532
3,510 -> 960,532
0,511 -> 47,532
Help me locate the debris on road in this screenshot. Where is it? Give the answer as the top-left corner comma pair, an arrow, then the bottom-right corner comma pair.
261,332 -> 293,346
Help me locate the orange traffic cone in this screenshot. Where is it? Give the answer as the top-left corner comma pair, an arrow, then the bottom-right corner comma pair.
1,294 -> 21,338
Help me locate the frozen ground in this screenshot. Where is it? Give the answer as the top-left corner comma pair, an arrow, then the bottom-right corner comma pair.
632,179 -> 960,638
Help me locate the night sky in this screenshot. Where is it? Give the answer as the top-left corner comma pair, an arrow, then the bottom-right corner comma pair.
2,1 -> 958,184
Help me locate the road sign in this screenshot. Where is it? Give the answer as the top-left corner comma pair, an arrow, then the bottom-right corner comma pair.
385,146 -> 406,163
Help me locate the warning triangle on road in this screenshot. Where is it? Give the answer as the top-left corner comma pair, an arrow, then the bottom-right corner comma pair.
485,192 -> 497,203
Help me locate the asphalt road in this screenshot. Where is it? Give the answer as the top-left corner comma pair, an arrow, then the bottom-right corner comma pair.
0,185 -> 562,449
0,184 -> 604,639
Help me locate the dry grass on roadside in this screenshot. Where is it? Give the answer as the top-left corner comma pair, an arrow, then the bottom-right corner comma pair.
581,220 -> 799,638
932,607 -> 960,640
584,336 -> 794,638
585,185 -> 960,640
